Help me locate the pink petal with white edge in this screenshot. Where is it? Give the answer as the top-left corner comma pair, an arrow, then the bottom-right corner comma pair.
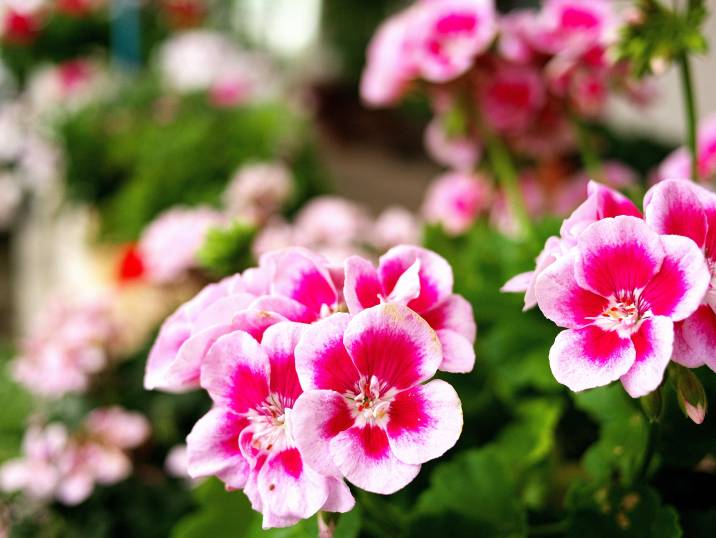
501,271 -> 533,293
644,179 -> 708,248
641,235 -> 710,321
575,216 -> 664,298
344,303 -> 442,390
343,256 -> 382,313
435,329 -> 475,373
322,477 -> 356,513
247,296 -> 314,324
264,248 -> 338,314
231,309 -> 286,341
329,425 -> 421,494
386,379 -> 462,465
379,246 -> 454,313
386,259 -> 422,305
192,293 -> 256,332
535,252 -> 608,329
421,294 -> 477,343
200,331 -> 269,411
257,448 -> 329,523
549,325 -> 636,392
186,407 -> 250,489
294,314 -> 360,393
290,389 -> 353,478
261,322 -> 304,403
620,316 -> 674,398
677,305 -> 716,372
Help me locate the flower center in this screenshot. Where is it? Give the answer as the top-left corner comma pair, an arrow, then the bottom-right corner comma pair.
346,375 -> 394,428
592,295 -> 649,337
245,393 -> 291,453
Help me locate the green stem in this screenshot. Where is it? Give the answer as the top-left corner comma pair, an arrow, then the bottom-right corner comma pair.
317,511 -> 337,538
484,132 -> 533,241
678,52 -> 699,180
572,118 -> 603,181
636,417 -> 658,482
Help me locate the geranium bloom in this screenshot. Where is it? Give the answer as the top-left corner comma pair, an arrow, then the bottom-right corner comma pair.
223,162 -> 294,225
480,63 -> 545,133
292,304 -> 462,494
138,206 -> 224,284
535,216 -> 709,397
412,0 -> 497,83
657,112 -> 716,182
344,246 -> 476,373
535,0 -> 617,56
422,171 -> 491,235
423,116 -> 480,172
644,179 -> 716,371
187,322 -> 354,528
371,206 -> 421,251
503,181 -> 642,310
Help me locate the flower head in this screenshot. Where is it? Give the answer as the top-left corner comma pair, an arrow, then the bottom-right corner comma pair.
291,304 -> 463,494
422,171 -> 491,235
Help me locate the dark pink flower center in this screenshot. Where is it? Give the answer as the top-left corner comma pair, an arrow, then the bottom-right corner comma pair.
346,375 -> 395,428
245,393 -> 292,453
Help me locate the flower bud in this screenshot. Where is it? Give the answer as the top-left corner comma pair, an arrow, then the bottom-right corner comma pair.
674,366 -> 707,425
640,387 -> 663,423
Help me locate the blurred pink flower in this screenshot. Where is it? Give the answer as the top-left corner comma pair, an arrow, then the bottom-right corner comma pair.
165,444 -> 190,479
480,63 -> 545,133
12,296 -> 121,398
424,116 -> 480,171
138,206 -> 224,284
535,0 -> 617,56
292,196 -> 372,253
223,162 -> 294,225
498,11 -> 540,64
422,171 -> 492,235
371,206 -> 421,251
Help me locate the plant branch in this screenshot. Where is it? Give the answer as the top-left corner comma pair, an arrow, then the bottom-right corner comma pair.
677,51 -> 699,180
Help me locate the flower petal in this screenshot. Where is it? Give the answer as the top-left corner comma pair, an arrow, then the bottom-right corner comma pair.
294,314 -> 360,393
386,380 -> 462,465
644,179 -> 708,249
344,256 -> 383,313
575,216 -> 664,297
329,425 -> 421,494
641,235 -> 710,321
290,390 -> 354,478
435,329 -> 475,373
379,246 -> 453,313
535,252 -> 608,329
231,309 -> 287,341
321,478 -> 356,513
549,326 -> 636,392
200,331 -> 269,411
248,296 -> 315,324
261,322 -> 304,404
344,303 -> 442,390
186,407 -> 250,489
257,448 -> 328,523
421,294 -> 476,343
620,316 -> 674,398
676,305 -> 716,371
501,271 -> 533,293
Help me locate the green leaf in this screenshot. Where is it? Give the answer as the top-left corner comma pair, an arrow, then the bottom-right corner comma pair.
573,385 -> 649,483
565,480 -> 681,537
197,220 -> 257,278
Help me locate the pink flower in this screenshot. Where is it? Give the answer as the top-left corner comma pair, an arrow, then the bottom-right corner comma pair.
535,216 -> 709,397
424,116 -> 481,172
480,63 -> 545,133
535,0 -> 617,56
292,197 -> 372,252
84,407 -> 150,450
344,246 -> 476,373
498,11 -> 540,64
412,0 -> 497,83
165,444 -> 190,479
657,112 -> 716,182
12,296 -> 120,398
422,171 -> 491,235
502,181 -> 643,310
138,206 -> 224,284
360,6 -> 420,107
291,304 -> 463,494
223,162 -> 294,225
187,322 -> 354,528
371,206 -> 421,251
644,179 -> 716,372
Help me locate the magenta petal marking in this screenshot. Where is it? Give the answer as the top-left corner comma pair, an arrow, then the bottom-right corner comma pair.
262,322 -> 304,404
644,179 -> 708,248
343,256 -> 382,313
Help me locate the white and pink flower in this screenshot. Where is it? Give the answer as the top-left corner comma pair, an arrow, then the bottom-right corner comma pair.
535,216 -> 709,397
187,322 -> 354,528
344,246 -> 476,373
644,179 -> 716,372
421,171 -> 492,235
223,162 -> 294,225
480,63 -> 545,134
291,303 -> 463,494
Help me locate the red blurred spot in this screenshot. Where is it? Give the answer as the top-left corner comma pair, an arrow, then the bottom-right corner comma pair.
2,10 -> 40,45
55,0 -> 95,17
117,243 -> 145,283
161,0 -> 207,29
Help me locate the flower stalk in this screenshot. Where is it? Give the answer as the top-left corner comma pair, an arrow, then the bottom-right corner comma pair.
677,51 -> 699,180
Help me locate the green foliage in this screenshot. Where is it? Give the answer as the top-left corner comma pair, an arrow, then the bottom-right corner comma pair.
0,348 -> 32,461
616,0 -> 710,78
565,481 -> 681,538
197,220 -> 257,278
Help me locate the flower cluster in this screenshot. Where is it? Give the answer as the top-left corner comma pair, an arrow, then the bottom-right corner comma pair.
12,296 -> 122,398
0,407 -> 149,505
361,0 -> 645,159
146,245 -> 474,527
505,179 -> 715,398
